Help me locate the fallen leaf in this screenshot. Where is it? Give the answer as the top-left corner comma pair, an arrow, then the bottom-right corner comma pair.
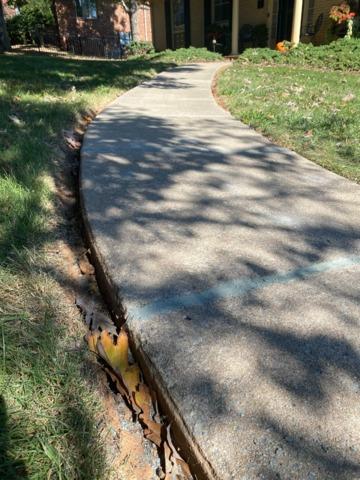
104,366 -> 129,400
122,364 -> 141,400
86,331 -> 98,354
135,383 -> 162,446
8,114 -> 25,127
164,439 -> 173,479
98,330 -> 128,375
82,323 -> 192,477
63,130 -> 81,149
342,93 -> 355,102
76,298 -> 116,333
165,425 -> 192,479
78,256 -> 95,275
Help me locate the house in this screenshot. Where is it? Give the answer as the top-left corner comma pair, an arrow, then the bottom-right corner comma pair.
3,0 -> 17,18
53,0 -> 152,50
150,0 -> 359,54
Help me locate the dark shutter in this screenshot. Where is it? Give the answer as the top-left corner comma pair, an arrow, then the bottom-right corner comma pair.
271,0 -> 279,41
164,0 -> 172,48
204,0 -> 212,45
184,0 -> 190,47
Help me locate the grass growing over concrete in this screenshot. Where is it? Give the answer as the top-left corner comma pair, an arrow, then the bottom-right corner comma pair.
217,40 -> 360,183
0,50 -> 212,479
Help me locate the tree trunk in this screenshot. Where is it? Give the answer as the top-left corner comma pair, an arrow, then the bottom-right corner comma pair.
51,0 -> 61,43
129,0 -> 140,41
0,0 -> 10,53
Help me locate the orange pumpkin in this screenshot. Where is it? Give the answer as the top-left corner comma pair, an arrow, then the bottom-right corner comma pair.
276,41 -> 287,53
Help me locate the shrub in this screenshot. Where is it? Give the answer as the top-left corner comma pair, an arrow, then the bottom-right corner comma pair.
237,38 -> 360,71
153,46 -> 223,63
6,14 -> 27,45
6,0 -> 54,45
126,40 -> 155,57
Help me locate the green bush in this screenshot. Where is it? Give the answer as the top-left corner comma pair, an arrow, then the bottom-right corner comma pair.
237,38 -> 360,71
6,14 -> 27,45
6,0 -> 54,45
153,46 -> 223,63
127,41 -> 155,57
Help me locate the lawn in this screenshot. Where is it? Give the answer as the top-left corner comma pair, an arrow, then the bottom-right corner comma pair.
0,48 -> 221,480
217,40 -> 360,183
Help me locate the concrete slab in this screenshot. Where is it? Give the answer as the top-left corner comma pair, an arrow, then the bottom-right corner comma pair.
81,63 -> 360,480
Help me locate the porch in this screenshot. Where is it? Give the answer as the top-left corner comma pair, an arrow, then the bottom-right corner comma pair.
151,0 -> 328,54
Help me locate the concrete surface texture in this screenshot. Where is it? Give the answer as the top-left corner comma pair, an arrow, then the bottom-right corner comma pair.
81,63 -> 360,480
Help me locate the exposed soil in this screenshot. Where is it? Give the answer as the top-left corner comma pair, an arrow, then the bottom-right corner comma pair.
210,63 -> 231,112
48,112 -> 161,480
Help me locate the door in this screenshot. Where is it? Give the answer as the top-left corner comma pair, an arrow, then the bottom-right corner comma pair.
277,0 -> 294,41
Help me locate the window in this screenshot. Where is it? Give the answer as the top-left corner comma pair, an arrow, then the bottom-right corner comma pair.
172,0 -> 185,27
75,0 -> 97,19
305,0 -> 315,34
214,0 -> 231,23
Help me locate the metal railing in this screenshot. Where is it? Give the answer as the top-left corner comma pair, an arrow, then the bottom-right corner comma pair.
11,32 -> 132,59
65,34 -> 129,58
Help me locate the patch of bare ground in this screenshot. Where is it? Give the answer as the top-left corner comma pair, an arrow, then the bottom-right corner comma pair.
48,114 -> 161,479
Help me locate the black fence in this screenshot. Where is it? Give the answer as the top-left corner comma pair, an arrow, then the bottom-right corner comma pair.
65,34 -> 130,58
66,35 -> 115,58
13,33 -> 131,59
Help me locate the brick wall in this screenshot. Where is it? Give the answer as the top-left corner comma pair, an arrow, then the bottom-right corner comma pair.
301,0 -> 359,45
54,0 -> 152,45
3,0 -> 17,18
301,0 -> 337,44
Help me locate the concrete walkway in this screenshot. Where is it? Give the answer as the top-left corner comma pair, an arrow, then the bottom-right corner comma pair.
81,63 -> 360,480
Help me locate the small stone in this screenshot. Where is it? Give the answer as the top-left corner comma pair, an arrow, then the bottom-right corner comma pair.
183,315 -> 192,321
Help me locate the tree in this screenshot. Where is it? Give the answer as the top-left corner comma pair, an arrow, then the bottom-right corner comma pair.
6,0 -> 54,46
120,0 -> 149,41
0,0 -> 10,52
20,0 -> 54,44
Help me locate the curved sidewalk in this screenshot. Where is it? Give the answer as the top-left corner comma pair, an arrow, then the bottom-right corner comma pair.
81,63 -> 360,480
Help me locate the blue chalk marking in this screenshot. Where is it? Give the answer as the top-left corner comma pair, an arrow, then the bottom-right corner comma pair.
128,256 -> 360,320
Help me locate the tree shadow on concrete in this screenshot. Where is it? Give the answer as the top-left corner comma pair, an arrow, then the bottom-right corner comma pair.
81,91 -> 360,478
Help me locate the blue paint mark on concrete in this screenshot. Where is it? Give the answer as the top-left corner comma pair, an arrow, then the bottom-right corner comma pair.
128,256 -> 360,320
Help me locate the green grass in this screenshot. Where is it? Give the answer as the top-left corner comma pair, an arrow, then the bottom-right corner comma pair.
0,256 -> 106,479
0,49 -> 217,479
217,41 -> 360,183
0,54 -> 176,258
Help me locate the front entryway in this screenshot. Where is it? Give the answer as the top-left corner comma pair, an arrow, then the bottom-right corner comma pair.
171,0 -> 185,48
277,0 -> 294,41
165,0 -> 190,49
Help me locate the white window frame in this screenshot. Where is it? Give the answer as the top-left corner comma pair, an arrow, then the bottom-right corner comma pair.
75,0 -> 97,19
